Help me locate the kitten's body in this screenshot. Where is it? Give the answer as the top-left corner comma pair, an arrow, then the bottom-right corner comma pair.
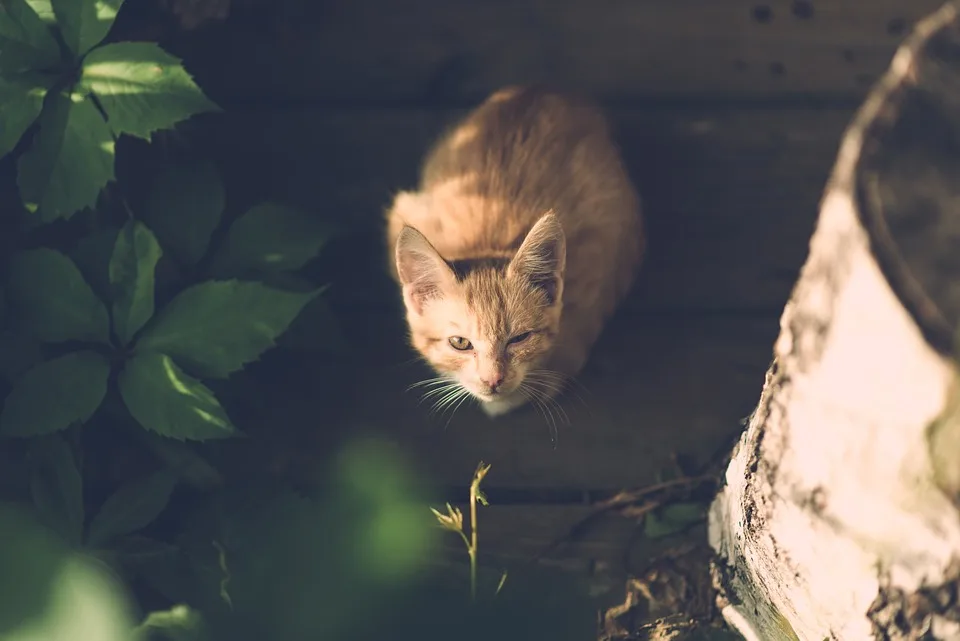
386,87 -> 644,417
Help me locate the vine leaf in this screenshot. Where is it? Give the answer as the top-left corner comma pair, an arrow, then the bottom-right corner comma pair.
16,92 -> 115,221
79,42 -> 220,140
137,280 -> 321,378
118,351 -> 237,441
51,0 -> 125,57
0,0 -> 60,73
0,72 -> 51,157
141,159 -> 223,265
85,467 -> 178,547
0,351 -> 111,438
23,0 -> 54,23
109,220 -> 162,345
210,203 -> 333,278
5,248 -> 110,344
71,225 -> 120,303
28,435 -> 85,545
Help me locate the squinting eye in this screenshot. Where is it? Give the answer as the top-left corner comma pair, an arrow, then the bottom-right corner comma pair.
448,336 -> 473,351
507,331 -> 532,345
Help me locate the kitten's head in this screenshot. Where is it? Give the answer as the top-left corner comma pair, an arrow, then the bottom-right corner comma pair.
395,212 -> 566,404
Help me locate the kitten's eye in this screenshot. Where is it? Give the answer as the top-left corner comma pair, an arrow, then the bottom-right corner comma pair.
507,331 -> 532,345
448,336 -> 473,351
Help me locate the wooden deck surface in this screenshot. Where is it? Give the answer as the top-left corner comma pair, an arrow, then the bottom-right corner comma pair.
142,0 -> 918,608
168,0 -> 941,104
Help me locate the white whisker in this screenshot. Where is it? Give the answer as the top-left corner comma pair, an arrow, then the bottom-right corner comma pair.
431,386 -> 465,415
443,391 -> 473,430
519,383 -> 565,446
406,376 -> 454,392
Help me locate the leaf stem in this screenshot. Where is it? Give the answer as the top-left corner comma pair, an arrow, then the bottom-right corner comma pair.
469,476 -> 478,601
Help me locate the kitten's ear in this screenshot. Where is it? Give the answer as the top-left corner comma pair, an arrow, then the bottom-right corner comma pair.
508,212 -> 566,305
395,225 -> 455,315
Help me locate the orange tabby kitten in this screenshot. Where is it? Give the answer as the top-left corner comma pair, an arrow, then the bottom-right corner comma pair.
386,87 -> 644,418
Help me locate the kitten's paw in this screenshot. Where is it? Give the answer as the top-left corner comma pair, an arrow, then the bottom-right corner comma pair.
480,394 -> 528,418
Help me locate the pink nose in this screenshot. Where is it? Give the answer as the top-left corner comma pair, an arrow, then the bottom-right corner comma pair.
481,374 -> 505,393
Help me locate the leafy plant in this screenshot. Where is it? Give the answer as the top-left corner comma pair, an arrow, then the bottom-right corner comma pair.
0,161 -> 330,442
0,0 -> 219,221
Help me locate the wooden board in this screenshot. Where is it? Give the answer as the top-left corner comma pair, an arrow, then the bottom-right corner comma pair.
166,0 -> 942,105
198,105 -> 851,313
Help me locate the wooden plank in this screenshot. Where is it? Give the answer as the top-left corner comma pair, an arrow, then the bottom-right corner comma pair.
198,105 -> 850,313
167,0 -> 942,105
247,313 -> 779,490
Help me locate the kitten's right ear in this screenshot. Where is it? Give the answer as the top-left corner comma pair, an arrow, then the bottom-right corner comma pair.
395,226 -> 455,315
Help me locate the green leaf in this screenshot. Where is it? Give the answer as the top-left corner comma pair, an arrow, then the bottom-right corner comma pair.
17,91 -> 115,221
27,435 -> 84,545
70,226 -> 119,303
643,501 -> 706,540
109,220 -> 162,345
6,248 -> 110,343
85,467 -> 178,547
0,72 -> 51,157
51,0 -> 124,57
0,329 -> 43,383
141,159 -> 223,265
118,351 -> 237,441
0,504 -> 135,640
79,41 -> 219,140
0,350 -> 110,437
24,0 -> 53,23
0,0 -> 60,73
210,203 -> 332,278
138,280 -> 321,378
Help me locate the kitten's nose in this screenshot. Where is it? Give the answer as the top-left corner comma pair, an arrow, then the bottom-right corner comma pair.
481,374 -> 505,393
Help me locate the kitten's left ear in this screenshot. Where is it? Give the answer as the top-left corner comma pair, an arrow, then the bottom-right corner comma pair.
395,225 -> 456,315
508,212 -> 566,305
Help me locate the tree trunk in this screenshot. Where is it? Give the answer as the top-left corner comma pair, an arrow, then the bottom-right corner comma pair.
708,3 -> 960,639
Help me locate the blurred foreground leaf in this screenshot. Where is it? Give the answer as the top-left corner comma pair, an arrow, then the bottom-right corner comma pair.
0,503 -> 134,640
133,604 -> 208,641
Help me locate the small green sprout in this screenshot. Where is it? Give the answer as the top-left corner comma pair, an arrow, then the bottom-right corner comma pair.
431,461 -> 505,601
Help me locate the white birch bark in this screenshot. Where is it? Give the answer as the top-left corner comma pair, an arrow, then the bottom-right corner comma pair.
708,3 -> 960,639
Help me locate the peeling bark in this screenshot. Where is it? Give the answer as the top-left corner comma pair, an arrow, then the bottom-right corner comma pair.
708,3 -> 960,640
